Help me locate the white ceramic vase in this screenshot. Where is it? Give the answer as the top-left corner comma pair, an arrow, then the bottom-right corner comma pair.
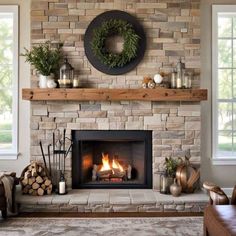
39,74 -> 55,88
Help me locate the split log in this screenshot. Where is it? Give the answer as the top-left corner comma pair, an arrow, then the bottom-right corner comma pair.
21,178 -> 28,186
36,176 -> 43,184
32,182 -> 40,190
45,179 -> 51,187
47,188 -> 52,195
28,177 -> 36,185
37,188 -> 44,196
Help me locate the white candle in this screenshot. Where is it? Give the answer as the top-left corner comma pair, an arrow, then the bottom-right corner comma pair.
59,181 -> 65,194
176,77 -> 182,89
62,74 -> 67,84
73,79 -> 79,88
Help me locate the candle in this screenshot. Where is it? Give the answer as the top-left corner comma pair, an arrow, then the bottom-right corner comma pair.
73,79 -> 80,88
176,71 -> 182,89
171,72 -> 177,88
176,77 -> 182,89
59,181 -> 65,194
62,74 -> 67,84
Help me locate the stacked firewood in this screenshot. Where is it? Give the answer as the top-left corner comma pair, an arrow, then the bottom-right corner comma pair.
20,162 -> 52,196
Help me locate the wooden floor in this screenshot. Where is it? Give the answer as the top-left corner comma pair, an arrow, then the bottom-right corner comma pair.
18,211 -> 203,218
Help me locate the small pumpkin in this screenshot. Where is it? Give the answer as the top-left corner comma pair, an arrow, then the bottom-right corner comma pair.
176,155 -> 200,193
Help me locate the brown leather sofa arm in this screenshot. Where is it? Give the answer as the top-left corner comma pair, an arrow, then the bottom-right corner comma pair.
203,181 -> 229,205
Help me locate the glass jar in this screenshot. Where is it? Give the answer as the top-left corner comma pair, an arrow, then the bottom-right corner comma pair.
160,172 -> 174,194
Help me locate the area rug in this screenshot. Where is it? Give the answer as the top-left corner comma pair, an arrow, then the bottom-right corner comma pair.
0,217 -> 203,236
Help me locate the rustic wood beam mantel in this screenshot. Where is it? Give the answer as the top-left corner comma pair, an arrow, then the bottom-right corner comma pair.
22,88 -> 207,102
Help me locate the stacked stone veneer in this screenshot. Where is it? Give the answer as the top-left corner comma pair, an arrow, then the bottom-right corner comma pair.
30,0 -> 201,189
31,101 -> 201,189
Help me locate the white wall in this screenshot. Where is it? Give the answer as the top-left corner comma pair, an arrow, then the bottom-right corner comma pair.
0,0 -> 30,175
201,0 -> 236,187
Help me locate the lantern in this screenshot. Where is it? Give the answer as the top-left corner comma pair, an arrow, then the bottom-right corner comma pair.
159,172 -> 174,194
59,58 -> 74,88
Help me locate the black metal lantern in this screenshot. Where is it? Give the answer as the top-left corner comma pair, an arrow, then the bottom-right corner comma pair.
59,58 -> 74,88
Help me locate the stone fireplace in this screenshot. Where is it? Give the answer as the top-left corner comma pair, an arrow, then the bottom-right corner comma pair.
29,0 -> 201,191
72,130 -> 152,189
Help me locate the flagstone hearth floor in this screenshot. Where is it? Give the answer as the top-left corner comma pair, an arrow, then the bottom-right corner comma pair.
16,188 -> 209,213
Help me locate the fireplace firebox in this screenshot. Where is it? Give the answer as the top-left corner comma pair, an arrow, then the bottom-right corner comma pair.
72,130 -> 152,189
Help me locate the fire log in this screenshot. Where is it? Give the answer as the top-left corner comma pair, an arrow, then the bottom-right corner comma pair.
112,168 -> 126,178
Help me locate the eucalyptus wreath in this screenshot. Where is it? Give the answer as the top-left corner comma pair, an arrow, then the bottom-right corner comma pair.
91,19 -> 140,68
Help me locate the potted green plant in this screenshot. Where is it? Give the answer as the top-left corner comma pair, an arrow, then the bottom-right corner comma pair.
21,41 -> 62,88
160,157 -> 179,194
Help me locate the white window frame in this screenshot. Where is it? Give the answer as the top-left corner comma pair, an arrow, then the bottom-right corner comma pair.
212,5 -> 236,165
0,5 -> 19,159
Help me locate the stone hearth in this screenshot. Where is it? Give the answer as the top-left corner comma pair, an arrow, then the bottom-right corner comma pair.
16,188 -> 208,213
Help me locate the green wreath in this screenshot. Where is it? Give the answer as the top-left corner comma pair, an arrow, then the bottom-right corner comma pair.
91,19 -> 140,68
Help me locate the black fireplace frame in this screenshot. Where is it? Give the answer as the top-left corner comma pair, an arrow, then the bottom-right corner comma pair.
72,130 -> 152,189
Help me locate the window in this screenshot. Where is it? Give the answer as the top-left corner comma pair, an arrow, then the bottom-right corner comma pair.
0,6 -> 18,158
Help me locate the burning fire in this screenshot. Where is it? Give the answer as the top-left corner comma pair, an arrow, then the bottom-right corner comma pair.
100,153 -> 124,172
112,159 -> 124,172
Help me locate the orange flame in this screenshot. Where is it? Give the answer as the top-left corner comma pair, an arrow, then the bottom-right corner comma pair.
100,153 -> 124,172
112,159 -> 124,172
100,153 -> 111,171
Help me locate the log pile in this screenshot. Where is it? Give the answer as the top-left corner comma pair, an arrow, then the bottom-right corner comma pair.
20,162 -> 52,196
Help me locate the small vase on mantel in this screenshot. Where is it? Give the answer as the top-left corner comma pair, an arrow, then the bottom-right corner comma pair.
170,178 -> 182,197
39,73 -> 56,88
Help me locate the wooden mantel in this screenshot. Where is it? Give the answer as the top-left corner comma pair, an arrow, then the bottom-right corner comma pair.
22,88 -> 207,102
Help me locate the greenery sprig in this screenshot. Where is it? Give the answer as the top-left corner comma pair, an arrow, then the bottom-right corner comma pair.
91,19 -> 140,68
21,41 -> 62,76
164,157 -> 179,177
